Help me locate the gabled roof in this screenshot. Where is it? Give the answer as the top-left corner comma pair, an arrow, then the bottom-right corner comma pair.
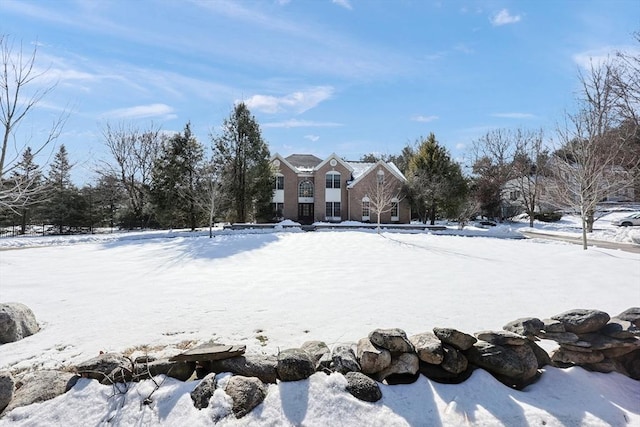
285,154 -> 323,172
314,153 -> 354,173
346,159 -> 407,189
270,153 -> 298,173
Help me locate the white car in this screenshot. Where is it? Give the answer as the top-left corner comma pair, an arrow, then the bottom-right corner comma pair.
611,212 -> 640,227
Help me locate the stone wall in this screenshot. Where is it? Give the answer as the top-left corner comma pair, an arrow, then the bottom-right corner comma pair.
0,307 -> 638,420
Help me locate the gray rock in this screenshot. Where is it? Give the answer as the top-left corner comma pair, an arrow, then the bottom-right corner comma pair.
144,359 -> 195,381
537,331 -> 580,344
409,332 -> 444,365
602,345 -> 640,358
441,344 -> 468,374
301,341 -> 331,371
503,317 -> 544,337
616,307 -> 640,327
0,371 -> 14,413
357,338 -> 391,374
584,358 -> 620,374
170,343 -> 246,362
475,330 -> 528,346
277,348 -> 315,381
600,318 -> 640,339
75,353 -> 131,382
551,309 -> 610,334
465,341 -> 538,388
225,376 -> 267,418
576,333 -> 640,351
190,373 -> 217,410
616,349 -> 640,380
332,344 -> 360,374
541,319 -> 565,333
551,348 -> 605,365
433,327 -> 476,351
375,352 -> 419,382
345,372 -> 382,402
368,328 -> 414,353
3,370 -> 79,414
210,355 -> 278,384
0,303 -> 39,344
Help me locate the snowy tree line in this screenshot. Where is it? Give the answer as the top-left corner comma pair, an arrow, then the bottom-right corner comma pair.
1,33 -> 638,246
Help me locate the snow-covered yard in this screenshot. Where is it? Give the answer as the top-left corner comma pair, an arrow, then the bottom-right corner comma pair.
0,215 -> 638,426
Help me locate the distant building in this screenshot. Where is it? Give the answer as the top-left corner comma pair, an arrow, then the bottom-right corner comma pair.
271,153 -> 410,224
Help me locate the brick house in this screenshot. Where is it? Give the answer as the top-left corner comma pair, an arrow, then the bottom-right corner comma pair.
271,153 -> 411,224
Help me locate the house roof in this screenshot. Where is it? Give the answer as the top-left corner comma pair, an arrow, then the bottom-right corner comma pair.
285,154 -> 323,172
346,160 -> 407,189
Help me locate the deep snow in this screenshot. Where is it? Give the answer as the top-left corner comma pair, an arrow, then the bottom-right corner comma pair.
0,214 -> 638,426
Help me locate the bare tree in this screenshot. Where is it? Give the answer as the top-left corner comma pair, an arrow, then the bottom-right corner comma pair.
504,128 -> 549,227
194,159 -> 225,238
101,123 -> 163,228
546,60 -> 637,249
0,35 -> 67,212
360,167 -> 404,233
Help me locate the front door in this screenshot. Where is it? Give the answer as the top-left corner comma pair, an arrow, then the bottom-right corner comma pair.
298,203 -> 314,225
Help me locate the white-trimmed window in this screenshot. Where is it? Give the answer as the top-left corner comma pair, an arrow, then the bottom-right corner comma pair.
274,174 -> 284,190
325,202 -> 341,221
325,172 -> 341,189
362,197 -> 370,221
391,199 -> 399,222
376,169 -> 385,184
298,180 -> 314,198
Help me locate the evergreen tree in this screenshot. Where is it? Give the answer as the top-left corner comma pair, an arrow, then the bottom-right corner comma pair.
407,133 -> 468,224
211,103 -> 273,223
45,144 -> 75,233
151,122 -> 205,230
93,174 -> 126,230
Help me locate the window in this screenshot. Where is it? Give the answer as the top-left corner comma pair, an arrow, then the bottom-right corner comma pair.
326,202 -> 341,220
391,199 -> 399,221
376,169 -> 385,184
298,180 -> 313,198
362,198 -> 370,220
272,203 -> 284,219
325,172 -> 341,189
274,175 -> 284,190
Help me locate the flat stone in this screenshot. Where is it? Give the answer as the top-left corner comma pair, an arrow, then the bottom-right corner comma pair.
433,327 -> 476,351
551,348 -> 605,365
170,343 -> 246,362
576,333 -> 640,351
475,330 -> 527,346
536,331 -> 580,344
600,319 -> 640,339
551,309 -> 610,334
541,319 -> 565,333
368,328 -> 414,353
409,332 -> 444,365
209,355 -> 278,384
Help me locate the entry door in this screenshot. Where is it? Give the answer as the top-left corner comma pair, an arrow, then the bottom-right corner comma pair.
298,203 -> 314,224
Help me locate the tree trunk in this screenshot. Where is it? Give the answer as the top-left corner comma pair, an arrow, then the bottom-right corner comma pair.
581,216 -> 588,250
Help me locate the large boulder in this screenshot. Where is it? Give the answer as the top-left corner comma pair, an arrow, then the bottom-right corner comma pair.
551,309 -> 610,334
433,327 -> 476,351
191,373 -> 217,410
345,372 -> 382,402
356,338 -> 391,374
409,332 -> 444,365
210,355 -> 278,384
465,341 -> 539,389
368,328 -> 414,354
277,349 -> 315,381
0,372 -> 14,413
2,370 -> 79,414
225,376 -> 267,418
332,345 -> 360,374
0,303 -> 39,344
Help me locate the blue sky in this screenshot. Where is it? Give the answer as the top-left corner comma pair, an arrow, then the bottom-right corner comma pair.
2,0 -> 638,183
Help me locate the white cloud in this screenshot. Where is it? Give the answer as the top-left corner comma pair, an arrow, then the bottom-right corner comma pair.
244,86 -> 334,114
411,115 -> 439,123
455,143 -> 466,151
332,0 -> 353,10
491,112 -> 536,119
304,135 -> 320,142
102,103 -> 176,120
263,119 -> 343,128
491,9 -> 521,26
571,46 -> 639,70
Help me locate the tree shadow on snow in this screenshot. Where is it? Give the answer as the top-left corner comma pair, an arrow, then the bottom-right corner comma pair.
380,375 -> 444,427
278,379 -> 310,425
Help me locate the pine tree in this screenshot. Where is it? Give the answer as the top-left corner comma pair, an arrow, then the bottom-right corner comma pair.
151,122 -> 205,230
10,147 -> 43,233
46,144 -> 75,233
211,103 -> 273,223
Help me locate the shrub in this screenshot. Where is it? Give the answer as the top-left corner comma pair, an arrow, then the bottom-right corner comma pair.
534,212 -> 562,222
